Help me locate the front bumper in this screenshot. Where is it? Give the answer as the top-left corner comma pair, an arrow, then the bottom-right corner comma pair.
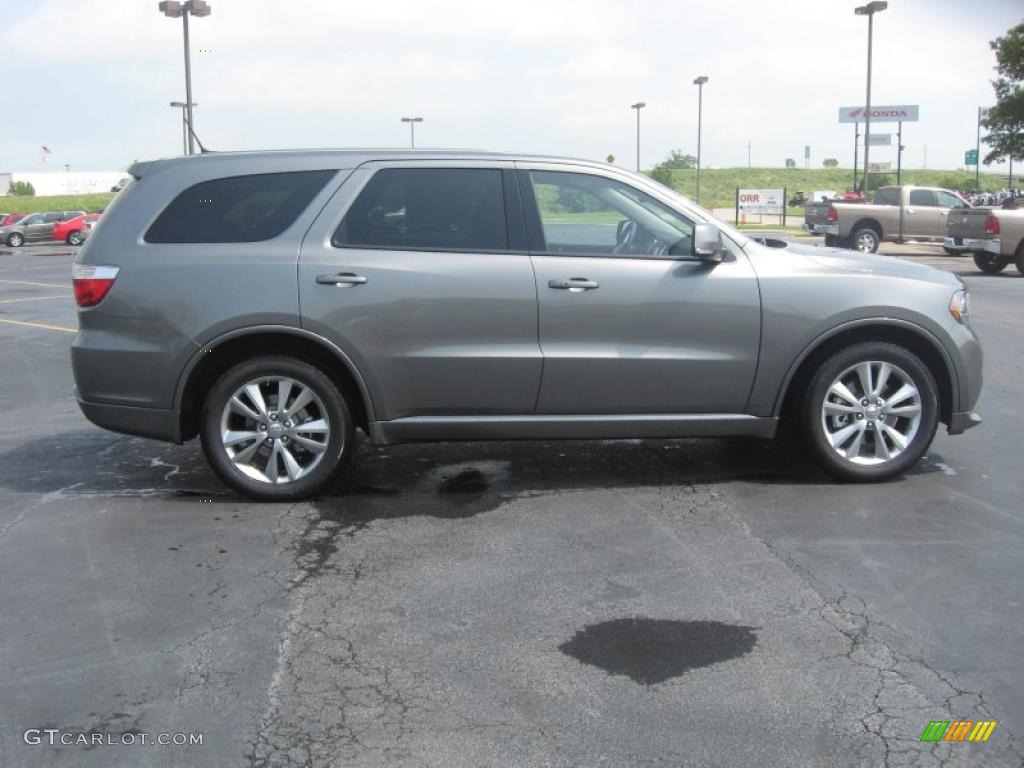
943,236 -> 1000,255
948,410 -> 982,435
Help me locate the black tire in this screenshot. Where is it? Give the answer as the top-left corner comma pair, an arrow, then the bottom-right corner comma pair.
973,252 -> 1009,274
67,230 -> 83,246
1016,242 -> 1024,276
801,342 -> 939,482
850,226 -> 880,253
200,355 -> 353,500
6,232 -> 24,247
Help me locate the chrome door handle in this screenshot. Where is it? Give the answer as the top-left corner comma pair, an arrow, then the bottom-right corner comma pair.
316,273 -> 367,286
549,278 -> 599,291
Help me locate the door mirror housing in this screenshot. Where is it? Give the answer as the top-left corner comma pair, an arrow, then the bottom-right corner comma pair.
692,222 -> 727,262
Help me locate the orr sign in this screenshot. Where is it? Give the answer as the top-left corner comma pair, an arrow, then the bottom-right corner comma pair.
838,104 -> 920,123
738,188 -> 784,214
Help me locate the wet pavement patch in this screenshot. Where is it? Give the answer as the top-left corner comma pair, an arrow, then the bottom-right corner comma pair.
559,618 -> 758,685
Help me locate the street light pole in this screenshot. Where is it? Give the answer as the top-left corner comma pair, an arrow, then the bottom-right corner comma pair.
855,2 -> 886,194
170,101 -> 198,155
401,117 -> 423,148
630,102 -> 645,172
159,1 -> 211,156
693,76 -> 708,204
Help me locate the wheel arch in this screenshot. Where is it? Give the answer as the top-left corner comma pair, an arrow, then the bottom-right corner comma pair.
776,320 -> 956,428
175,326 -> 374,442
849,217 -> 883,239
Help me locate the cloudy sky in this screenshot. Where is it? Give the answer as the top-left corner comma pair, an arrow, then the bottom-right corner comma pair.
2,0 -> 1021,175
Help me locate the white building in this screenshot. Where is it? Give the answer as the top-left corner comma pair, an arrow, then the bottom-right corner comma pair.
3,171 -> 129,197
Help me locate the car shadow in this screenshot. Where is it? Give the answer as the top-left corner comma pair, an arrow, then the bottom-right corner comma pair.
0,429 -> 956,522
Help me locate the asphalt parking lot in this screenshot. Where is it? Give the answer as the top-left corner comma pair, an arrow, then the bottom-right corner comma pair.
1,240 -> 1022,767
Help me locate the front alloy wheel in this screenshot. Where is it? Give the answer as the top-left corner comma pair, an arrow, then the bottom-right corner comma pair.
7,232 -> 24,247
201,356 -> 352,500
67,230 -> 83,246
803,342 -> 938,481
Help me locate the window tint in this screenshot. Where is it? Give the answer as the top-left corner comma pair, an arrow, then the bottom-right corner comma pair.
873,188 -> 899,205
908,189 -> 937,207
527,171 -> 694,258
333,168 -> 508,251
145,170 -> 336,244
936,191 -> 965,209
20,214 -> 42,225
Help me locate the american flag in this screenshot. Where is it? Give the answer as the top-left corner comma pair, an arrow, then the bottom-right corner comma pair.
41,145 -> 52,163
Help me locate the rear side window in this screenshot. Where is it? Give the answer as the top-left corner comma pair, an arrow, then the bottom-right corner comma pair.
908,189 -> 937,207
333,168 -> 508,251
873,188 -> 899,205
145,170 -> 336,243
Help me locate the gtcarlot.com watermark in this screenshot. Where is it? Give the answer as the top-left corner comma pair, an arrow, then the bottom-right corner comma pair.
24,729 -> 202,747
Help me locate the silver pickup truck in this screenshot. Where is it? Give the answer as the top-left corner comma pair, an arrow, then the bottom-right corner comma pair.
944,205 -> 1024,274
804,186 -> 969,253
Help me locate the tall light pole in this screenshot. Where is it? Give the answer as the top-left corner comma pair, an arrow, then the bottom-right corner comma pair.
159,1 -> 211,156
693,76 -> 708,204
401,117 -> 424,148
855,1 -> 886,194
630,102 -> 645,172
170,101 -> 197,155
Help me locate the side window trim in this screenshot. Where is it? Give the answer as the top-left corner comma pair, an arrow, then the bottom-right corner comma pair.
516,167 -> 700,262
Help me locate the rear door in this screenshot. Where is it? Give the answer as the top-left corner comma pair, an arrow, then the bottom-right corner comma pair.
520,164 -> 761,415
298,161 -> 541,421
27,212 -> 60,241
904,189 -> 943,237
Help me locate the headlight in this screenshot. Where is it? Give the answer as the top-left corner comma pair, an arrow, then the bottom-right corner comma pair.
949,289 -> 969,324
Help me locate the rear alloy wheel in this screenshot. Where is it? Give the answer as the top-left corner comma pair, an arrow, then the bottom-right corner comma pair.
850,227 -> 880,254
6,232 -> 24,247
67,230 -> 83,246
200,356 -> 353,500
802,342 -> 938,481
973,252 -> 1008,274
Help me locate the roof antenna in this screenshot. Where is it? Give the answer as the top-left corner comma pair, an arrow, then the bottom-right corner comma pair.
185,117 -> 212,154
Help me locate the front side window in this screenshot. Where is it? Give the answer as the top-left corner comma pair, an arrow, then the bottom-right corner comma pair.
333,168 -> 508,251
145,170 -> 336,244
527,171 -> 694,258
908,189 -> 937,207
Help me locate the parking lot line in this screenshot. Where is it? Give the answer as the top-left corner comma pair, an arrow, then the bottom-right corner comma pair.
0,295 -> 71,304
0,317 -> 77,333
0,278 -> 67,289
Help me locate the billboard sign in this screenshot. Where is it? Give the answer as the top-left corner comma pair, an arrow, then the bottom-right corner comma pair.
867,133 -> 892,146
738,189 -> 784,213
868,162 -> 892,172
838,104 -> 919,123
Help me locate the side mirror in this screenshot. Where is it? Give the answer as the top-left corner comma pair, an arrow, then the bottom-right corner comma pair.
692,222 -> 727,262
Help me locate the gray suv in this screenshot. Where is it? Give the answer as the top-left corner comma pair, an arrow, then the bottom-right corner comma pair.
71,151 -> 982,500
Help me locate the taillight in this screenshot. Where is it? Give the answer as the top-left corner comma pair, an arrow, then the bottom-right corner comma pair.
827,206 -> 838,222
72,264 -> 119,307
985,215 -> 1000,236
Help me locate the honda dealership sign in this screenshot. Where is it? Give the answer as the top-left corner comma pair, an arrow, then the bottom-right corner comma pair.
838,104 -> 919,123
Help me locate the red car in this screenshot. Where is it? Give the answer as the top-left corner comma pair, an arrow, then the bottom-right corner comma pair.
52,213 -> 100,246
0,213 -> 27,227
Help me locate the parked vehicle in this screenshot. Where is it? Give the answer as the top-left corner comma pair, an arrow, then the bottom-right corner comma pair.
944,206 -> 1024,275
1,210 -> 86,247
72,150 -> 982,500
805,186 -> 969,252
53,213 -> 100,246
0,213 -> 27,228
79,217 -> 98,243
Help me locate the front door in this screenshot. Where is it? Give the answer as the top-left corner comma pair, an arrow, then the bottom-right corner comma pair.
519,166 -> 761,415
299,163 -> 541,421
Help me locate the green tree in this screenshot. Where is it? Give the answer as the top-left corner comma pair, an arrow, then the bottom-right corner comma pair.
648,150 -> 697,186
7,181 -> 35,196
822,158 -> 839,168
982,21 -> 1024,166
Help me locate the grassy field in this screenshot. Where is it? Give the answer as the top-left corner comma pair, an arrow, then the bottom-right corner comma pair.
654,167 -> 1009,210
0,193 -> 114,215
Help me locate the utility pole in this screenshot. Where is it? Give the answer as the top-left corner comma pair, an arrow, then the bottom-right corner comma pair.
747,140 -> 751,168
693,76 -> 708,203
401,117 -> 423,148
630,102 -> 645,172
855,2 -> 887,193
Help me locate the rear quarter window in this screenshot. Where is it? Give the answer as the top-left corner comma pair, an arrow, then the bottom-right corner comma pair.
145,170 -> 337,244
